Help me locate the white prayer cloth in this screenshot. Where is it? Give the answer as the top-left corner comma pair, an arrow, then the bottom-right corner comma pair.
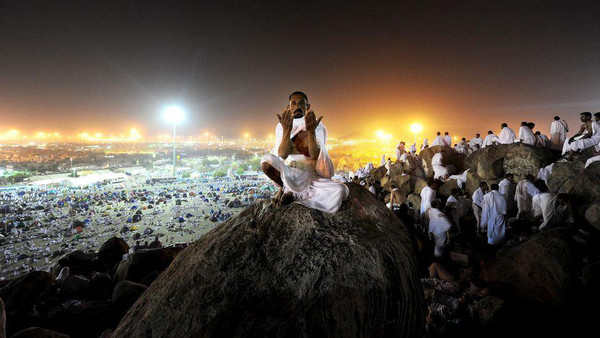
481,191 -> 507,245
498,127 -> 516,144
518,126 -> 536,145
399,153 -> 408,162
369,185 -> 376,195
395,148 -> 402,162
364,162 -> 374,172
472,187 -> 486,207
409,143 -> 417,153
585,155 -> 600,169
381,155 -> 386,166
420,186 -> 436,215
532,192 -> 568,230
515,180 -> 540,219
431,136 -> 445,147
537,163 -> 554,184
482,134 -> 499,148
448,169 -> 470,189
421,139 -> 429,151
428,208 -> 452,257
470,137 -> 483,150
445,195 -> 461,228
550,120 -> 568,148
443,135 -> 452,147
431,153 -> 448,180
261,118 -> 349,213
566,121 -> 600,153
498,178 -> 515,211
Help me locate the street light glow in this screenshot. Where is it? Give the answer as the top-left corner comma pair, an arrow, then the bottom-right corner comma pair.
410,123 -> 423,133
164,105 -> 185,124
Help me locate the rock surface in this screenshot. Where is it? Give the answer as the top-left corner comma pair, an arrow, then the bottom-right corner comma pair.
480,228 -> 580,306
97,237 -> 129,269
112,184 -> 425,338
115,247 -> 182,283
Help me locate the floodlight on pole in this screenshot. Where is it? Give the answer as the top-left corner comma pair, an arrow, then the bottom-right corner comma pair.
410,123 -> 423,144
164,105 -> 185,176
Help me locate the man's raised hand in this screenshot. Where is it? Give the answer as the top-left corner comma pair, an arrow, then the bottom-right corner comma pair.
277,107 -> 294,133
305,110 -> 323,133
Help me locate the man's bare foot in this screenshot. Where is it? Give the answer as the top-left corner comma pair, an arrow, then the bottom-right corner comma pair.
280,192 -> 294,205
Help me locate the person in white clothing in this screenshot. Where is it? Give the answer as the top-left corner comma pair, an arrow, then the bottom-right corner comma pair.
421,138 -> 429,151
420,180 -> 438,216
532,192 -> 570,230
498,173 -> 516,215
518,121 -> 536,145
481,184 -> 507,245
261,91 -> 349,213
564,112 -> 600,161
443,132 -> 452,147
409,143 -> 417,155
431,150 -> 450,181
431,132 -> 445,147
396,141 -> 406,162
498,123 -> 516,144
482,130 -> 499,148
535,131 -> 549,147
428,200 -> 452,258
514,174 -> 541,219
550,116 -> 569,149
472,182 -> 489,233
445,188 -> 462,233
470,134 -> 483,151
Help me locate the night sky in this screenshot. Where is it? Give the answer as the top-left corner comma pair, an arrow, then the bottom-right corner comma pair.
1,0 -> 600,140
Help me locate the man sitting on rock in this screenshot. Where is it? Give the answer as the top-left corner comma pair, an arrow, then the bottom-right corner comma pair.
532,192 -> 571,230
261,91 -> 349,213
498,123 -> 516,144
562,112 -> 598,161
515,174 -> 540,220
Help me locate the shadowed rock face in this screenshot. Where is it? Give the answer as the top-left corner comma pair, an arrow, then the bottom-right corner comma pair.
112,184 -> 425,338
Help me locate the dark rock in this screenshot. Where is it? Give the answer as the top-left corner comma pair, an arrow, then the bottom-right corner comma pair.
370,165 -> 387,182
0,271 -> 54,312
583,261 -> 600,288
438,179 -> 459,198
112,184 -> 425,338
546,161 -> 582,194
226,199 -> 243,208
43,300 -> 115,338
1,297 -> 5,338
115,247 -> 183,283
503,144 -> 558,180
97,237 -> 129,269
57,250 -> 96,276
480,228 -> 580,306
59,275 -> 89,299
471,296 -> 507,328
466,145 -> 507,179
569,161 -> 600,231
139,271 -> 159,286
10,327 -> 70,338
112,281 -> 147,314
88,272 -> 115,300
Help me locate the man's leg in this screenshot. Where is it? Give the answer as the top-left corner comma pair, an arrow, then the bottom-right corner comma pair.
260,155 -> 294,205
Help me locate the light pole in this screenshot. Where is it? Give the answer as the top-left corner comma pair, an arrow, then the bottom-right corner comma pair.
164,106 -> 185,176
410,123 -> 423,144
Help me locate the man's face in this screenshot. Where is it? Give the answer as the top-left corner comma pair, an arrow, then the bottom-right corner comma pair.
581,115 -> 590,122
288,94 -> 310,119
507,176 -> 514,182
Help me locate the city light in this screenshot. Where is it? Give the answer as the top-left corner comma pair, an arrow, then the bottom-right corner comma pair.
410,123 -> 423,143
375,130 -> 393,141
164,105 -> 185,124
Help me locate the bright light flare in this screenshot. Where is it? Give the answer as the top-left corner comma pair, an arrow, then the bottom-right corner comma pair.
375,130 -> 393,141
164,105 -> 185,124
410,123 -> 423,133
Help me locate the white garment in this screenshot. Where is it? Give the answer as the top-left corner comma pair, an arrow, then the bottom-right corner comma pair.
566,121 -> 600,153
585,155 -> 600,169
481,191 -> 507,245
550,120 -> 568,148
448,169 -> 470,189
262,118 -> 349,213
482,134 -> 499,148
470,137 -> 483,150
431,136 -> 445,147
364,162 -> 374,172
381,155 -> 386,166
431,153 -> 448,180
421,139 -> 429,151
498,127 -> 516,144
445,195 -> 461,229
472,187 -> 486,207
537,163 -> 554,184
498,178 -> 515,211
369,185 -> 376,195
532,193 -> 568,230
428,208 -> 452,257
515,180 -> 540,219
409,143 -> 417,153
443,135 -> 452,147
420,186 -> 436,215
518,126 -> 536,145
399,153 -> 408,162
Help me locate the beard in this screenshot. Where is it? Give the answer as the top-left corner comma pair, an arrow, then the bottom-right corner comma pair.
293,109 -> 304,118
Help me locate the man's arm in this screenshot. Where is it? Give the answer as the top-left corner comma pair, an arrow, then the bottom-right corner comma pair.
305,110 -> 323,160
277,108 -> 293,159
569,124 -> 587,143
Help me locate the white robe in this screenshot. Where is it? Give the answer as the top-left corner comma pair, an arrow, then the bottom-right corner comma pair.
428,208 -> 452,257
421,139 -> 429,150
585,155 -> 600,169
498,127 -> 516,144
498,178 -> 515,211
537,163 -> 554,184
261,118 -> 349,213
532,193 -> 568,230
482,134 -> 499,148
431,136 -> 445,147
470,137 -> 483,150
550,120 -> 568,148
448,169 -> 470,189
445,195 -> 461,229
409,143 -> 417,153
481,191 -> 507,245
431,153 -> 448,180
565,121 -> 600,153
518,126 -> 536,145
515,180 -> 540,219
420,186 -> 436,215
443,135 -> 452,147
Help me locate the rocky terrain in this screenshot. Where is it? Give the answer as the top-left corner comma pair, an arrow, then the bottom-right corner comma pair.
0,143 -> 599,337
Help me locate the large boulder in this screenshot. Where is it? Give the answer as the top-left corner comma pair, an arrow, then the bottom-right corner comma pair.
57,250 -> 97,276
466,145 -> 508,179
59,274 -> 89,299
568,161 -> 600,230
97,237 -> 129,269
0,271 -> 54,312
370,165 -> 387,182
112,184 -> 425,338
115,247 -> 183,283
480,228 -> 580,306
438,179 -> 459,199
112,281 -> 147,314
10,327 -> 70,338
419,146 -> 466,178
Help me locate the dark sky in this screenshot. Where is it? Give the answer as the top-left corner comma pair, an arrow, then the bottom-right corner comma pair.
1,0 -> 600,140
